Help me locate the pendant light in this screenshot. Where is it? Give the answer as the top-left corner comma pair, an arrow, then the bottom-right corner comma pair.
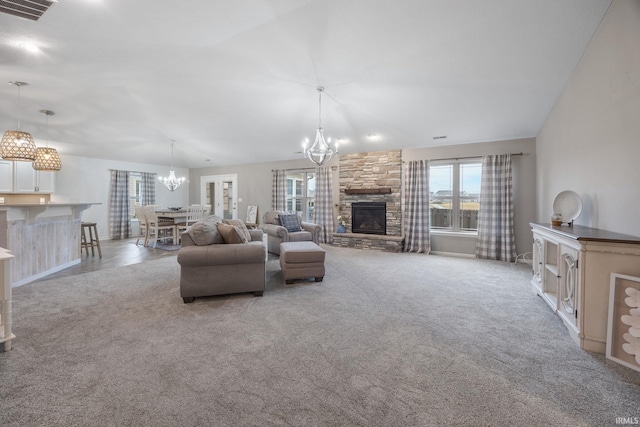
302,86 -> 339,166
33,109 -> 62,171
158,140 -> 186,191
0,81 -> 37,161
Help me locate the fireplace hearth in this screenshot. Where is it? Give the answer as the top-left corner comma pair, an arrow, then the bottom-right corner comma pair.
351,202 -> 386,235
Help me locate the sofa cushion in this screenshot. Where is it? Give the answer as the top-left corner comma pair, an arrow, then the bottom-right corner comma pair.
288,230 -> 313,242
223,219 -> 251,241
188,218 -> 223,245
279,213 -> 302,232
217,223 -> 248,244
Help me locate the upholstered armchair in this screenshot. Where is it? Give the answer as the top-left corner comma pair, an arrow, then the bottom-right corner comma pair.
259,211 -> 321,255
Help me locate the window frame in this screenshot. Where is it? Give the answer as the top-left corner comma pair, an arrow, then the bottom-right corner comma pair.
285,170 -> 316,222
129,172 -> 142,219
429,160 -> 481,234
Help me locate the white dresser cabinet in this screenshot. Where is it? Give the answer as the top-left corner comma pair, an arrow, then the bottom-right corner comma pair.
530,223 -> 640,353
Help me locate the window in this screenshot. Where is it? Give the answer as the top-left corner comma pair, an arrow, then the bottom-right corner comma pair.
429,161 -> 481,232
129,172 -> 142,218
286,171 -> 316,222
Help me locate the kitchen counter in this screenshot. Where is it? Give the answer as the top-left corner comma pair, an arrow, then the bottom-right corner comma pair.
0,203 -> 99,286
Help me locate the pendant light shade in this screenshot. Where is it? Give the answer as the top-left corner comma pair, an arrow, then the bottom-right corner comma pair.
0,82 -> 37,161
33,147 -> 62,171
0,130 -> 37,161
33,109 -> 62,171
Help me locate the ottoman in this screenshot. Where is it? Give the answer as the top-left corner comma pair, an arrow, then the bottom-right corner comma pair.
279,241 -> 325,284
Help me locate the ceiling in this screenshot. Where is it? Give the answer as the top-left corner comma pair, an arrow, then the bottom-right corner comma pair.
0,0 -> 612,169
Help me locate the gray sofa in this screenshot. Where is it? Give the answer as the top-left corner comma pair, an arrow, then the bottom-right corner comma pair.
177,216 -> 266,303
258,211 -> 322,255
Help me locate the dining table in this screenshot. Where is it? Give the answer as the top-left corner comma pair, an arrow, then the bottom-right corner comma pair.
155,208 -> 187,224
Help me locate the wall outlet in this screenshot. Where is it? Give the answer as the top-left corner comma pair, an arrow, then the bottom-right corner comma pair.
40,197 -> 46,204
0,197 -> 4,204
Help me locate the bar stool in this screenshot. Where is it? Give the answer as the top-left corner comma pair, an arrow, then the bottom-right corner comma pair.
81,222 -> 102,258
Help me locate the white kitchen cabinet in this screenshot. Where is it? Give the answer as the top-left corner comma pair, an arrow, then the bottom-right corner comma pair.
531,223 -> 640,353
2,161 -> 54,193
0,161 -> 12,193
35,170 -> 55,193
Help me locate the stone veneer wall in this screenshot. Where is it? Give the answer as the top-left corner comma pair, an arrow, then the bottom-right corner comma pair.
333,149 -> 404,252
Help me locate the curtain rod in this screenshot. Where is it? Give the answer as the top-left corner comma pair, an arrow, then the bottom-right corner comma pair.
271,167 -> 316,172
108,169 -> 158,175
404,152 -> 524,163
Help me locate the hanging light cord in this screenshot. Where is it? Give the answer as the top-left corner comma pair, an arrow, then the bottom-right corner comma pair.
170,140 -> 176,169
318,86 -> 323,129
16,83 -> 24,130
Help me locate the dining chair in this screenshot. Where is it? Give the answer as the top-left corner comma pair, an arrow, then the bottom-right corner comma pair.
134,206 -> 149,246
176,205 -> 207,240
143,205 -> 176,248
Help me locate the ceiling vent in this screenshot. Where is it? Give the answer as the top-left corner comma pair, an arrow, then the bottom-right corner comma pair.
0,0 -> 55,21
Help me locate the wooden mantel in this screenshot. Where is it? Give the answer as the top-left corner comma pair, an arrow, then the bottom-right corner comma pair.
344,188 -> 392,195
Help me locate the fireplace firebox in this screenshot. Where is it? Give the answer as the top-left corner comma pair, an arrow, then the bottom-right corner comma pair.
351,202 -> 386,235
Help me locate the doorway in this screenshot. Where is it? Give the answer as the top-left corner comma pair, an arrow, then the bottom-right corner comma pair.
200,174 -> 238,219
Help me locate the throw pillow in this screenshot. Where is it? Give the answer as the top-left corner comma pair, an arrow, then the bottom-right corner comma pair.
217,223 -> 248,244
264,211 -> 281,225
187,218 -> 223,245
279,213 -> 302,232
222,219 -> 251,242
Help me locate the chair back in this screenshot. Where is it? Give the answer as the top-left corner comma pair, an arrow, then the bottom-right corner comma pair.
142,205 -> 160,225
135,206 -> 148,226
186,205 -> 206,226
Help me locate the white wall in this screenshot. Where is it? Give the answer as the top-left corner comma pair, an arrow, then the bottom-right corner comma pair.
188,157 -> 340,226
50,154 -> 189,240
189,138 -> 535,256
403,138 -> 537,256
536,0 -> 640,236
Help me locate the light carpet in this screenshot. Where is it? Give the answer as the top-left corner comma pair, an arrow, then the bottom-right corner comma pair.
1,245 -> 639,426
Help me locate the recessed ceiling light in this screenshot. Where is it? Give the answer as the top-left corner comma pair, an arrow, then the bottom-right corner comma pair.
20,43 -> 40,53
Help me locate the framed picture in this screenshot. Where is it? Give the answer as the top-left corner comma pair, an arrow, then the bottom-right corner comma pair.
245,205 -> 258,225
606,273 -> 640,372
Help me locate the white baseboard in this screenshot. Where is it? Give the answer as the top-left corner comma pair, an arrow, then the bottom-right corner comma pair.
11,259 -> 81,288
430,251 -> 476,259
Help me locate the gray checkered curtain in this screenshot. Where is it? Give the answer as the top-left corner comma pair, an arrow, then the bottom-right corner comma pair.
403,160 -> 430,253
475,154 -> 516,261
314,167 -> 334,244
140,172 -> 156,206
109,170 -> 131,240
271,169 -> 287,211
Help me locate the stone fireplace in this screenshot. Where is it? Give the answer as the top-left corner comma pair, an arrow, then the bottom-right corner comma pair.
332,149 -> 404,252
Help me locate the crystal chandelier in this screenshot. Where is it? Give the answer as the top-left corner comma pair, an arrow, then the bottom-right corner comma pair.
33,110 -> 62,171
302,86 -> 338,166
159,140 -> 186,191
0,81 -> 37,161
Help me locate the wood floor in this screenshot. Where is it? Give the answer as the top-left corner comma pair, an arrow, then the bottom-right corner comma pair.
34,238 -> 178,282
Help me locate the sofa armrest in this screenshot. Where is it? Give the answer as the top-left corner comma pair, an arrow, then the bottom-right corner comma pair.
301,222 -> 321,243
259,223 -> 288,240
248,229 -> 264,242
181,231 -> 196,246
177,243 -> 265,267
